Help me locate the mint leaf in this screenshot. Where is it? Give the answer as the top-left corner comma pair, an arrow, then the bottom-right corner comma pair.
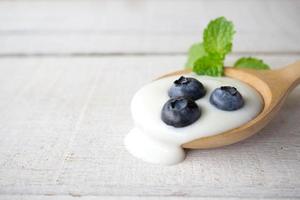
193,55 -> 224,76
185,16 -> 236,76
203,17 -> 235,58
234,57 -> 270,70
185,42 -> 207,69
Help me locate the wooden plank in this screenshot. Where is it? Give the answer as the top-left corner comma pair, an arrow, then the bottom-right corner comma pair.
1,34 -> 300,55
1,195 -> 292,200
0,0 -> 299,54
0,55 -> 299,198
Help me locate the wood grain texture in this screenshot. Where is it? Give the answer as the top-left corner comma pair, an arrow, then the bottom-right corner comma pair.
2,196 -> 297,200
0,0 -> 299,54
0,55 -> 299,198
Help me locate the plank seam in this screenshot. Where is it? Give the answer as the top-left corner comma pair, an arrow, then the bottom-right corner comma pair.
0,52 -> 299,58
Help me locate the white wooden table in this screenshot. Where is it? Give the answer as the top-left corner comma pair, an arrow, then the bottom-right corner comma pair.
0,0 -> 299,199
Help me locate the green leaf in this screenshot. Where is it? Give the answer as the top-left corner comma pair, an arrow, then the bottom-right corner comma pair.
203,17 -> 235,58
184,16 -> 236,77
185,42 -> 207,69
234,57 -> 270,70
193,55 -> 224,76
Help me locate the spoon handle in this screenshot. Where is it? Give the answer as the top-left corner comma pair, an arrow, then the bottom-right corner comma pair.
278,61 -> 300,89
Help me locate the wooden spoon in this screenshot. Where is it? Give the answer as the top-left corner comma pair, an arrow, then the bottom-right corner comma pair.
159,61 -> 300,149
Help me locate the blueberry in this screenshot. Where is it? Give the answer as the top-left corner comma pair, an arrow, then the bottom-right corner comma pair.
161,97 -> 201,128
210,86 -> 244,111
168,76 -> 206,100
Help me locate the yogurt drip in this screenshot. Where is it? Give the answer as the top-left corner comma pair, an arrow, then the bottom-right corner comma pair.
125,73 -> 263,165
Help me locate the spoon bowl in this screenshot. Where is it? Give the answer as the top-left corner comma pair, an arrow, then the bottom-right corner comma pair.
159,61 -> 300,149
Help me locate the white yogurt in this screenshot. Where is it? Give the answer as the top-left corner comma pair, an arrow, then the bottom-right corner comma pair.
125,73 -> 263,165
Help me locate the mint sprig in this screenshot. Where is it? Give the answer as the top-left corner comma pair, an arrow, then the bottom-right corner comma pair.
185,17 -> 270,76
234,57 -> 270,70
193,55 -> 223,76
185,43 -> 207,68
203,17 -> 235,59
186,17 -> 235,76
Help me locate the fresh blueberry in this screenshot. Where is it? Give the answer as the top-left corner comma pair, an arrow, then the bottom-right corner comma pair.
168,76 -> 206,100
161,97 -> 201,128
210,86 -> 244,111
